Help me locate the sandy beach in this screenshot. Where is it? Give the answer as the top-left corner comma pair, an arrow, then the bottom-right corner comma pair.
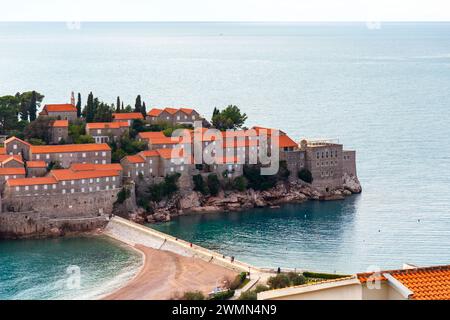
104,244 -> 237,300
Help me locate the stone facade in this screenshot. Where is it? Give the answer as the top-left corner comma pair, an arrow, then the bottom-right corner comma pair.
4,137 -> 31,161
50,120 -> 69,144
86,122 -> 129,143
39,104 -> 78,122
147,107 -> 202,126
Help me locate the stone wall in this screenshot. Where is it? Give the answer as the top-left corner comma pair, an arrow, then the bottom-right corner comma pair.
0,211 -> 108,239
2,189 -> 119,216
343,150 -> 357,176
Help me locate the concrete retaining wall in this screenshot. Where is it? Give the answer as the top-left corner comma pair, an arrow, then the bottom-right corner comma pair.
104,216 -> 258,273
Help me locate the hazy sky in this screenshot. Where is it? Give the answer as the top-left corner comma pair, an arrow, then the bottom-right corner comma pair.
1,0 -> 450,21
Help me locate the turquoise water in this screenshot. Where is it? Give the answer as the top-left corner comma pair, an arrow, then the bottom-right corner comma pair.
0,236 -> 141,300
0,22 -> 450,282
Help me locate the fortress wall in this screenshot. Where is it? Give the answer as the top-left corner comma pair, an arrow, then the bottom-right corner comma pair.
0,211 -> 107,239
343,150 -> 357,176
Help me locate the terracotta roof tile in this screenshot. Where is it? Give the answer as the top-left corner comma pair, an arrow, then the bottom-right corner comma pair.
69,163 -> 123,172
138,131 -> 166,140
0,167 -> 26,176
50,169 -> 119,181
179,108 -> 194,114
6,176 -> 56,186
147,108 -> 163,117
4,136 -> 31,147
124,155 -> 145,164
156,148 -> 187,160
0,155 -> 24,165
86,122 -> 129,129
278,135 -> 298,148
41,104 -> 77,113
164,107 -> 178,115
51,120 -> 69,127
112,112 -> 144,120
31,143 -> 110,154
26,161 -> 47,168
140,150 -> 160,157
0,147 -> 5,155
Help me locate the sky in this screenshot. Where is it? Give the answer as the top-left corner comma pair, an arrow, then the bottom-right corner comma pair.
1,0 -> 450,21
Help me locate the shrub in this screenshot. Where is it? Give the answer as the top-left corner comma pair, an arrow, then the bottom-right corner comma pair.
47,161 -> 63,171
116,187 -> 131,204
229,272 -> 247,290
238,291 -> 257,300
233,176 -> 248,192
75,134 -> 95,144
267,274 -> 290,289
28,138 -> 45,145
210,290 -> 235,300
287,272 -> 307,286
254,284 -> 270,293
298,168 -> 313,183
277,160 -> 290,181
243,164 -> 277,191
182,291 -> 205,300
302,271 -> 349,280
193,174 -> 208,195
207,173 -> 220,196
147,173 -> 181,202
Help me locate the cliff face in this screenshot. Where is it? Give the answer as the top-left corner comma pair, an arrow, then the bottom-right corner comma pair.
128,177 -> 362,224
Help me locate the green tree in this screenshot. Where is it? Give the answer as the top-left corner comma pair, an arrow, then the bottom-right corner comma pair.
28,91 -> 38,121
193,174 -> 208,195
134,95 -> 142,113
207,173 -> 220,196
141,101 -> 147,118
93,102 -> 113,122
76,93 -> 82,118
24,117 -> 53,143
267,274 -> 290,289
84,92 -> 95,122
116,96 -> 121,113
212,105 -> 247,131
17,93 -> 29,122
0,95 -> 20,134
233,176 -> 248,192
298,168 -> 313,183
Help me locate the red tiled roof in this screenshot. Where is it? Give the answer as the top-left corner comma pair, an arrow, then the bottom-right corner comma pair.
4,136 -> 31,147
6,176 -> 56,186
112,113 -> 144,120
51,120 -> 69,127
138,131 -> 166,140
147,108 -> 163,117
140,150 -> 160,157
26,161 -> 47,168
86,122 -> 129,130
0,154 -> 23,165
179,108 -> 194,114
123,155 -> 145,164
69,163 -> 123,172
278,135 -> 298,148
252,126 -> 286,136
0,167 -> 26,176
358,265 -> 450,300
164,107 -> 178,115
41,104 -> 77,113
0,147 -> 5,155
31,143 -> 110,154
50,169 -> 119,181
149,137 -> 181,145
157,148 -> 185,160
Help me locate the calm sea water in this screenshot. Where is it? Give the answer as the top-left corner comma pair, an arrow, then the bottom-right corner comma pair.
0,22 -> 450,291
0,236 -> 141,300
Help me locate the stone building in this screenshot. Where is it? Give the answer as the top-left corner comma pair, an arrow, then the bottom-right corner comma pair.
26,161 -> 47,177
0,154 -> 24,168
0,167 -> 26,192
112,112 -> 144,126
4,137 -> 31,161
2,165 -> 122,215
50,120 -> 69,144
147,107 -> 202,126
29,143 -> 111,168
86,121 -> 129,143
39,104 -> 78,122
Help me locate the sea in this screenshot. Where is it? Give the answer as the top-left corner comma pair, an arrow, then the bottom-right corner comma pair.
0,22 -> 449,298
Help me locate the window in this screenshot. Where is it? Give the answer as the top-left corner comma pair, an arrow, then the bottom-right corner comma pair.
46,154 -> 50,159
13,144 -> 17,150
62,181 -> 66,186
89,187 -> 93,192
102,160 -> 106,164
96,178 -> 100,183
95,152 -> 98,156
96,186 -> 100,191
52,184 -> 56,189
71,180 -> 75,185
112,185 -> 116,189
89,179 -> 93,183
170,167 -> 174,172
106,177 -> 109,182
82,179 -> 85,184
71,189 -> 74,194
150,159 -> 153,164
192,115 -> 195,120
97,129 -> 101,134
81,188 -> 85,192
44,185 -> 48,190
112,177 -> 116,181
25,186 -> 29,191
36,154 -> 40,159
15,186 -> 20,191
180,166 -> 184,171
82,153 -> 86,158
150,168 -> 153,173
135,163 -> 139,168
62,189 -> 66,194
316,152 -> 319,159
106,185 -> 109,190
102,152 -> 106,157
177,116 -> 180,120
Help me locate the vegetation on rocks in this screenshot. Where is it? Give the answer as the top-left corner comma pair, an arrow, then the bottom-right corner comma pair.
182,291 -> 205,300
298,168 -> 313,183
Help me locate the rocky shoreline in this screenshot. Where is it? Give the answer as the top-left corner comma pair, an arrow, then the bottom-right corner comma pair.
123,173 -> 362,224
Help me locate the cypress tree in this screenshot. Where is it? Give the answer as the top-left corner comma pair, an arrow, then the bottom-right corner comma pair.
76,93 -> 82,118
28,91 -> 37,121
19,97 -> 28,122
85,92 -> 94,122
116,96 -> 121,113
134,95 -> 142,113
121,102 -> 124,112
141,101 -> 147,117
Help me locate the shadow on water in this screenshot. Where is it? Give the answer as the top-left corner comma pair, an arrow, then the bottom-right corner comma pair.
151,196 -> 361,272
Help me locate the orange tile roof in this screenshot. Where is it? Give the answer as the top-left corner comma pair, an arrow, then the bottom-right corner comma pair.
358,265 -> 450,300
140,150 -> 160,157
112,112 -> 144,120
138,131 -> 166,140
51,120 -> 69,127
41,104 -> 77,113
31,143 -> 110,154
7,176 -> 57,186
149,137 -> 181,145
179,108 -> 194,114
86,122 -> 129,130
0,167 -> 26,176
252,126 -> 286,136
147,108 -> 163,117
50,169 -> 119,181
278,135 -> 298,148
4,136 -> 31,147
69,163 -> 123,172
0,154 -> 24,165
0,147 -> 5,155
26,161 -> 47,168
124,155 -> 145,164
157,148 -> 185,160
164,107 -> 178,115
